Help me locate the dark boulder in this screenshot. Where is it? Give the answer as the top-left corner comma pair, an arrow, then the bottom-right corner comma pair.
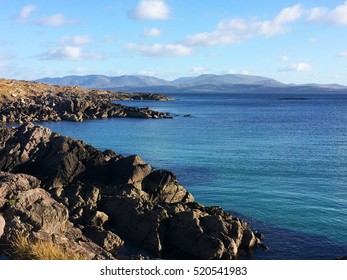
142,170 -> 194,203
108,155 -> 153,188
166,210 -> 227,259
101,195 -> 168,253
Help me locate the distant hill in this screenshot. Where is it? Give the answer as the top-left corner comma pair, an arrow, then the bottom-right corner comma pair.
172,74 -> 285,87
36,74 -> 347,94
37,75 -> 171,89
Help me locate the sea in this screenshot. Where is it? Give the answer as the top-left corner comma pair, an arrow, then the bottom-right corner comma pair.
40,92 -> 347,260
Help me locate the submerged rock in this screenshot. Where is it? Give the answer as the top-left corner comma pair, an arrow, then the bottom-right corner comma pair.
0,123 -> 263,259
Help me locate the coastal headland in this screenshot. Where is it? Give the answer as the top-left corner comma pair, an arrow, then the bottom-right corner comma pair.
0,78 -> 264,259
0,78 -> 172,123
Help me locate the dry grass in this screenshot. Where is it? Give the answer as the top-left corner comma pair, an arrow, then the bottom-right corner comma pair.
0,77 -> 110,103
10,232 -> 89,260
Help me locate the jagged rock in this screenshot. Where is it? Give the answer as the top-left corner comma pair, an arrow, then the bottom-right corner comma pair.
0,214 -> 4,238
0,123 -> 262,260
166,210 -> 228,259
0,123 -> 108,188
0,124 -> 13,148
88,211 -> 109,229
166,209 -> 254,259
102,149 -> 117,161
109,155 -> 153,188
142,170 -> 194,203
0,172 -> 113,259
83,227 -> 124,251
113,183 -> 150,199
101,195 -> 168,253
200,215 -> 229,235
0,172 -> 41,206
0,81 -> 172,124
160,203 -> 187,215
4,188 -> 69,234
241,228 -> 257,248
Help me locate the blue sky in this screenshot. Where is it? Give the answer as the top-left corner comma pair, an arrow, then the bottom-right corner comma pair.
1,0 -> 347,84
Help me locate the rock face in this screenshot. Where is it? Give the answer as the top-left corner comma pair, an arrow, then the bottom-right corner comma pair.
0,123 -> 264,259
0,172 -> 114,259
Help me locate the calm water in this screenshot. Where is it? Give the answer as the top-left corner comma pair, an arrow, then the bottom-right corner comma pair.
41,92 -> 347,259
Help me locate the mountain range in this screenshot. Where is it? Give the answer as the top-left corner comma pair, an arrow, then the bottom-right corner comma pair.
36,74 -> 347,94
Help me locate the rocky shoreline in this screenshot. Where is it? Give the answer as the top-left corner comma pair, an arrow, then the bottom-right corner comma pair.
0,123 -> 265,259
0,78 -> 172,123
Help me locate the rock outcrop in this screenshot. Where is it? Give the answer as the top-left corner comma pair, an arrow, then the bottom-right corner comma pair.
0,123 -> 264,259
0,172 -> 114,259
0,91 -> 171,124
0,78 -> 172,103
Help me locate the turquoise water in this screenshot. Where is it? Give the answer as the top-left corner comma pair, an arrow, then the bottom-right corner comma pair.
40,92 -> 347,259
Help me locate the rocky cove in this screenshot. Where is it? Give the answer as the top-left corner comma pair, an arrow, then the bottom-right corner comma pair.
0,122 -> 266,259
0,80 -> 265,260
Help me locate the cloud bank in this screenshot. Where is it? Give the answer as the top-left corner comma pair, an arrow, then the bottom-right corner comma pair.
184,4 -> 302,46
40,36 -> 103,60
308,1 -> 347,25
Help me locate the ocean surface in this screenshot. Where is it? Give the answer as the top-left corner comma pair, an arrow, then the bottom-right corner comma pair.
40,92 -> 347,260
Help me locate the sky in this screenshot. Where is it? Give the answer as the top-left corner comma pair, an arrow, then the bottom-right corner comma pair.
1,0 -> 347,85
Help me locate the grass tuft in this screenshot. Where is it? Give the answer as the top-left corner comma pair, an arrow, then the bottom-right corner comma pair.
9,232 -> 89,260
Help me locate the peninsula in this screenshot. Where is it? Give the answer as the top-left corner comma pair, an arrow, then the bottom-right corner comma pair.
0,78 -> 172,124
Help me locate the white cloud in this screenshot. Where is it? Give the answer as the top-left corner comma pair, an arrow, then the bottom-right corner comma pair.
228,69 -> 238,74
40,46 -> 104,60
131,0 -> 170,20
39,36 -> 103,61
60,35 -> 91,45
273,5 -> 303,24
37,13 -> 79,27
184,4 -> 302,46
308,2 -> 347,25
279,55 -> 289,61
125,43 -> 192,57
339,50 -> 347,57
41,46 -> 83,60
227,69 -> 249,75
308,7 -> 329,22
142,27 -> 162,37
68,67 -> 91,74
278,62 -> 311,72
138,70 -> 157,76
190,66 -> 209,75
16,5 -> 36,23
